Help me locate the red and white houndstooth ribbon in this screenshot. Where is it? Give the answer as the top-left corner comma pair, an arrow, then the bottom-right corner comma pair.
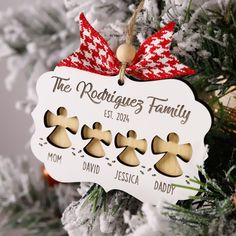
57,13 -> 196,80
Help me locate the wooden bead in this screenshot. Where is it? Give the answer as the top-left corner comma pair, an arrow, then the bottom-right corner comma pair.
116,44 -> 136,63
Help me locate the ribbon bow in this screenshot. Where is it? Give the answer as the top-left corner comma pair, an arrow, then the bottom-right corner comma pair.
57,13 -> 195,81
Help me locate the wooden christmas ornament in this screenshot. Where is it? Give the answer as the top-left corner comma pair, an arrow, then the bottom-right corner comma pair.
152,133 -> 192,177
82,122 -> 112,158
44,107 -> 79,148
31,10 -> 212,205
115,130 -> 147,166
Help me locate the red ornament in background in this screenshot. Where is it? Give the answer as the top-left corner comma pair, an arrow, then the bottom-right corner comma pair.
42,165 -> 59,187
233,184 -> 236,207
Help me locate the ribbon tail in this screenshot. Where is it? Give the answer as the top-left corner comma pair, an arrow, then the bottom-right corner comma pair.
57,13 -> 120,76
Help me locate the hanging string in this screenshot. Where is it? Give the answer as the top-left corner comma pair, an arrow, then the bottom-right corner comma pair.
126,0 -> 145,44
117,0 -> 145,85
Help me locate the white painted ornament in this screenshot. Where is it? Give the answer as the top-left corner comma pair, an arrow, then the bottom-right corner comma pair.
31,9 -> 211,205
31,67 -> 212,205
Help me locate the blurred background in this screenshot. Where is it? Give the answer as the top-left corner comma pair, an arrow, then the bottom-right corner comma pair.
0,1 -> 32,235
0,0 -> 31,157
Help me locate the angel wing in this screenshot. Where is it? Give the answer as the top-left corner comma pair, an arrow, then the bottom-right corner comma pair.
126,22 -> 196,80
57,13 -> 120,76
